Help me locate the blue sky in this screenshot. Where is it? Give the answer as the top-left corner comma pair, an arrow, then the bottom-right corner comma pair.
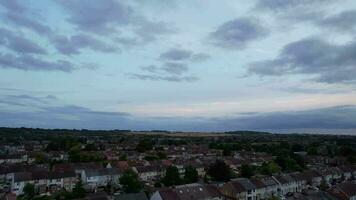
1,0 -> 356,132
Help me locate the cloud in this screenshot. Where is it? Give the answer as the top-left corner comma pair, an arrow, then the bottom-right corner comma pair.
0,93 -> 131,129
255,0 -> 330,12
249,38 -> 356,84
159,48 -> 192,61
0,0 -> 52,35
0,105 -> 131,129
42,105 -> 129,116
0,28 -> 47,54
133,48 -> 207,82
209,17 -> 269,50
217,105 -> 356,129
317,10 -> 356,33
133,20 -> 175,43
2,102 -> 356,131
129,73 -> 198,82
51,34 -> 119,55
160,62 -> 188,75
190,53 -> 211,62
0,94 -> 58,107
159,48 -> 210,63
56,0 -> 133,33
0,0 -> 25,12
0,53 -> 75,72
56,0 -> 174,47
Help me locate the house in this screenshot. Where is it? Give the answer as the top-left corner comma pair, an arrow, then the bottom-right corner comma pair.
115,192 -> 148,200
273,175 -> 298,195
81,168 -> 121,189
133,165 -> 163,182
287,189 -> 337,200
0,155 -> 28,164
252,177 -> 279,199
220,178 -> 257,200
328,182 -> 356,200
11,171 -> 76,195
337,166 -> 354,181
302,170 -> 322,187
150,183 -> 223,200
289,172 -> 307,191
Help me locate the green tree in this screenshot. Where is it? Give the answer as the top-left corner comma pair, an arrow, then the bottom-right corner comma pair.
259,162 -> 281,175
207,160 -> 232,182
23,183 -> 35,200
154,181 -> 162,188
72,181 -> 86,198
34,152 -> 48,164
223,147 -> 232,156
136,139 -> 153,153
119,169 -> 142,193
240,164 -> 254,178
162,166 -> 182,186
119,154 -> 128,161
184,165 -> 198,183
307,147 -> 318,156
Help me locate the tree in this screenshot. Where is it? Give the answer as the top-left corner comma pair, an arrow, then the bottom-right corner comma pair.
72,181 -> 86,198
23,183 -> 35,200
275,156 -> 302,172
223,147 -> 232,156
119,154 -> 128,161
184,165 -> 198,183
259,162 -> 280,175
307,147 -> 318,156
207,160 -> 232,182
136,139 -> 153,153
162,166 -> 182,186
240,164 -> 254,178
34,152 -> 48,164
119,169 -> 142,193
154,181 -> 162,188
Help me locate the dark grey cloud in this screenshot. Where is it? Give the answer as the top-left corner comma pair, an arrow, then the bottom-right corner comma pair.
159,48 -> 192,61
209,17 -> 269,50
217,105 -> 356,130
190,53 -> 211,62
133,20 -> 175,43
114,37 -> 139,48
134,49 -> 204,82
51,34 -> 119,55
255,0 -> 330,12
0,0 -> 24,12
132,61 -> 194,82
141,65 -> 159,73
56,0 -> 133,33
317,10 -> 356,33
159,48 -> 210,63
0,53 -> 74,72
0,94 -> 57,107
42,105 -> 129,116
1,103 -> 356,131
161,62 -> 188,75
0,105 -> 131,130
249,38 -> 356,84
3,12 -> 52,35
56,0 -> 174,44
129,73 -> 198,82
0,0 -> 52,35
0,28 -> 47,54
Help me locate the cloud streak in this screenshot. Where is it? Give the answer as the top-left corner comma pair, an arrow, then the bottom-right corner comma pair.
209,17 -> 269,50
249,38 -> 356,84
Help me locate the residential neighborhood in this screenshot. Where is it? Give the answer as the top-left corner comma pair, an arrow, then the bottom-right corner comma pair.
0,128 -> 356,200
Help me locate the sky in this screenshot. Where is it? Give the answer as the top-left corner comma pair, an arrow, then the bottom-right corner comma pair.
1,0 -> 356,133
